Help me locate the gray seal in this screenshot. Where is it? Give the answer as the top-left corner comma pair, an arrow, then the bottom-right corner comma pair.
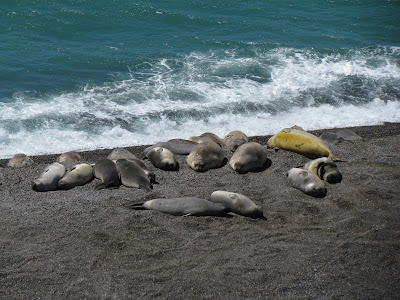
146,147 -> 178,171
93,158 -> 121,190
229,142 -> 269,173
32,162 -> 66,192
143,139 -> 198,156
107,148 -> 137,160
8,153 -> 34,168
129,197 -> 229,217
303,157 -> 342,184
57,151 -> 83,165
186,142 -> 225,172
210,190 -> 265,219
58,163 -> 94,190
287,168 -> 326,198
223,130 -> 248,152
115,159 -> 152,192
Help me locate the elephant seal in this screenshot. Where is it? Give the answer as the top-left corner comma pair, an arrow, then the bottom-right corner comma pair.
321,129 -> 362,144
210,191 -> 265,219
287,168 -> 326,197
268,128 -> 345,161
8,153 -> 34,168
223,130 -> 248,152
93,158 -> 121,190
57,151 -> 83,165
32,162 -> 66,192
115,159 -> 152,191
229,142 -> 269,173
187,136 -> 214,144
107,148 -> 137,160
186,142 -> 225,172
199,132 -> 226,148
146,147 -> 178,171
129,197 -> 229,217
303,157 -> 342,184
58,163 -> 94,190
143,139 -> 198,156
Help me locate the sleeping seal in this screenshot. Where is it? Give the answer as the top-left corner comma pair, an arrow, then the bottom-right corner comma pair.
186,142 -> 225,172
93,158 -> 121,190
129,197 -> 229,217
58,163 -> 94,190
146,147 -> 178,171
303,157 -> 342,184
268,128 -> 345,161
229,142 -> 269,173
223,130 -> 248,152
115,159 -> 152,191
210,191 -> 265,219
199,132 -> 226,148
287,168 -> 326,198
107,148 -> 137,160
143,139 -> 198,156
8,153 -> 34,168
32,162 -> 66,192
57,151 -> 83,165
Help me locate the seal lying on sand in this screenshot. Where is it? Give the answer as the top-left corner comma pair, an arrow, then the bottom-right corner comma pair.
107,148 -> 137,160
58,163 -> 94,190
32,162 -> 66,192
115,159 -> 152,192
186,142 -> 225,172
8,153 -> 34,168
146,147 -> 178,171
129,197 -> 229,217
287,167 -> 327,198
210,191 -> 265,219
229,142 -> 269,173
199,132 -> 226,148
143,139 -> 198,156
93,158 -> 120,190
108,148 -> 155,182
320,129 -> 362,144
303,157 -> 342,184
223,130 -> 248,152
57,151 -> 83,165
268,128 -> 345,161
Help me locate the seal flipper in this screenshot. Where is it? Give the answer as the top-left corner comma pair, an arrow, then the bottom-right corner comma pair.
328,153 -> 347,162
125,202 -> 147,210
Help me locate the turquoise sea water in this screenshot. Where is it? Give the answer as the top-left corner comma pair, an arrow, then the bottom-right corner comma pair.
1,1 -> 399,157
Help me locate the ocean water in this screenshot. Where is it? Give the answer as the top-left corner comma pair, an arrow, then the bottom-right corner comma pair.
1,0 -> 399,158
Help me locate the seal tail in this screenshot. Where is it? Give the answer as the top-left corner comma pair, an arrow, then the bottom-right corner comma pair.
124,202 -> 147,210
329,153 -> 347,162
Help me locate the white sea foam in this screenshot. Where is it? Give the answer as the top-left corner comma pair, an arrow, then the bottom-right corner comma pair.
0,46 -> 399,158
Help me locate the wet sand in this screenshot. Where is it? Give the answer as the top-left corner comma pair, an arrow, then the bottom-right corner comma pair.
1,123 -> 399,299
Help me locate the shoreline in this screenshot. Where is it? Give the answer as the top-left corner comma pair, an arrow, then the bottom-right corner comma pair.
1,122 -> 400,299
1,122 -> 400,165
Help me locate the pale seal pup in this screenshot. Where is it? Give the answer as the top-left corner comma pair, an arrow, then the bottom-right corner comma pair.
32,162 -> 66,192
129,197 -> 229,217
223,130 -> 248,152
93,158 -> 121,190
145,147 -> 178,171
210,191 -> 265,219
58,163 -> 94,190
303,157 -> 342,184
187,136 -> 214,144
143,139 -> 198,156
107,148 -> 137,160
186,142 -> 225,172
287,168 -> 327,197
57,151 -> 82,165
229,142 -> 269,173
115,159 -> 152,192
268,128 -> 345,161
8,153 -> 34,168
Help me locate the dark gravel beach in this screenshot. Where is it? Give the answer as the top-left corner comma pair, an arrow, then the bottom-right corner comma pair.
1,123 -> 400,299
